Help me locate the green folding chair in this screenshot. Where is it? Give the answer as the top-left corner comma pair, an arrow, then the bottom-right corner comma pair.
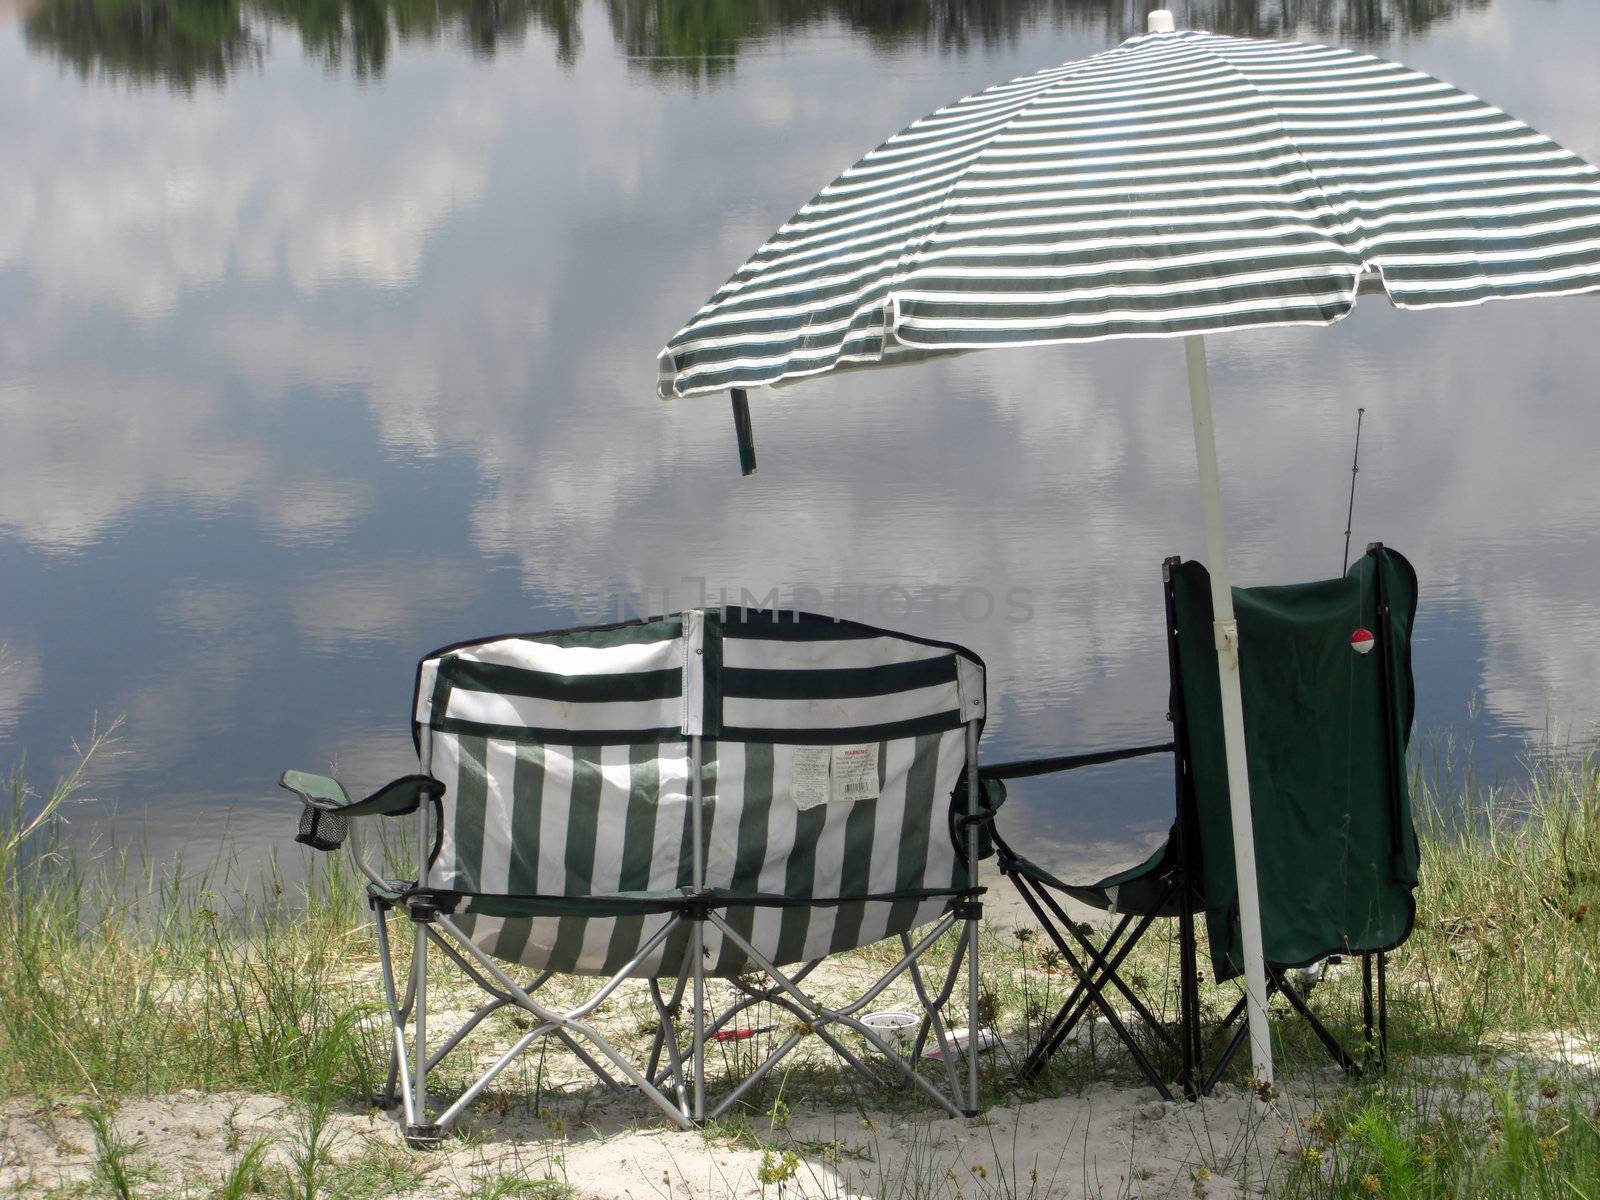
989,543 -> 1420,1098
282,608 -> 988,1143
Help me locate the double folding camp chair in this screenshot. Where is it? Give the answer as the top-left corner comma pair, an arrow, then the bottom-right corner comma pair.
986,544 -> 1419,1100
282,609 -> 988,1142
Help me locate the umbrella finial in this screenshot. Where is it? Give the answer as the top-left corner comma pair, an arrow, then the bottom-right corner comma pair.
1147,9 -> 1176,33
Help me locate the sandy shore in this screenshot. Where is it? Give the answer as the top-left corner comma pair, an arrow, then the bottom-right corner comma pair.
5,1036 -> 1596,1198
0,1076 -> 1317,1199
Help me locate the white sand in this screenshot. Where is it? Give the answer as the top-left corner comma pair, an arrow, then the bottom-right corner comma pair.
6,1035 -> 1596,1199
0,1078 -> 1318,1199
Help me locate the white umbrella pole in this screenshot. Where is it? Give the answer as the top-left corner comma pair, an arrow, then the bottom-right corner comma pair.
1183,333 -> 1274,1089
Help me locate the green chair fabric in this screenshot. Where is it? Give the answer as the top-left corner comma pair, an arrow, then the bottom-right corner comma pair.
413,608 -> 986,977
992,545 -> 1419,1097
1169,546 -> 1420,980
1003,838 -> 1186,918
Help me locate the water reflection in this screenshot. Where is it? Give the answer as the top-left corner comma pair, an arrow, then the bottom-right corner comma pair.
605,0 -> 1112,80
1179,0 -> 1491,38
264,0 -> 582,76
23,0 -> 1496,88
23,0 -> 579,88
22,0 -> 261,90
2,0 -> 1596,879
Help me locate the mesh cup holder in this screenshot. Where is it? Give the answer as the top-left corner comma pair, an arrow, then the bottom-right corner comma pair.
296,805 -> 349,852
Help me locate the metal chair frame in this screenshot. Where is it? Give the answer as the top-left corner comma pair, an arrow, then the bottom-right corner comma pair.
337,723 -> 984,1144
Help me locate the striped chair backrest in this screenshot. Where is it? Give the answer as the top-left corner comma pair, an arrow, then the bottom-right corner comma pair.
412,610 -> 985,976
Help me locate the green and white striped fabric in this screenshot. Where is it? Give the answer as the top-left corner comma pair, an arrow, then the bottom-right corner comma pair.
413,611 -> 985,977
658,29 -> 1600,398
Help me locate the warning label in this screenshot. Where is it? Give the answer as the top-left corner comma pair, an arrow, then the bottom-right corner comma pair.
789,744 -> 881,809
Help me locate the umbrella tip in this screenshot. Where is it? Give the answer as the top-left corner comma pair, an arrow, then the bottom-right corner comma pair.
1147,9 -> 1176,32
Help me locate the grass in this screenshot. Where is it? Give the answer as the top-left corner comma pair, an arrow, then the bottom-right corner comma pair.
1272,1071 -> 1600,1199
0,734 -> 1596,1198
0,732 -> 388,1102
1252,747 -> 1600,1199
213,1137 -> 270,1200
1405,748 -> 1600,1039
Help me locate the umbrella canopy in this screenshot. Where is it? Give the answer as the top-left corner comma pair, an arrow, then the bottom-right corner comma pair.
659,27 -> 1600,398
654,15 -> 1600,1089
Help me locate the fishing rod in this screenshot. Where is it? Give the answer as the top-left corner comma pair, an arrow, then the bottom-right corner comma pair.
1341,407 -> 1366,574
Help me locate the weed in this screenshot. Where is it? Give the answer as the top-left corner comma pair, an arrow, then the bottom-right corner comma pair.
79,1104 -> 145,1200
214,1136 -> 270,1200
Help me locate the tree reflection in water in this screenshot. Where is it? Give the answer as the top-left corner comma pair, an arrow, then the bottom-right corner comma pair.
22,0 -> 580,89
22,0 -> 1492,89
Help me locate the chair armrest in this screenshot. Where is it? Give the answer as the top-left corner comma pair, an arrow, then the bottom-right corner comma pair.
977,740 -> 1174,782
961,742 -> 1172,865
280,771 -> 445,856
280,770 -> 350,810
279,771 -> 444,817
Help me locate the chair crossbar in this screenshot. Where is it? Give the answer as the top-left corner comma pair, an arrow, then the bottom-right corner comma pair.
1027,871 -> 1178,1050
702,910 -> 979,1120
432,912 -> 694,1124
1203,958 -> 1380,1092
1274,968 -> 1364,1078
902,933 -> 968,1102
1007,870 -> 1178,1100
374,900 -> 697,1133
646,978 -> 692,1114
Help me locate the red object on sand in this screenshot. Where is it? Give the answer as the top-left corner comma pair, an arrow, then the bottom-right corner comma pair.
710,1026 -> 775,1042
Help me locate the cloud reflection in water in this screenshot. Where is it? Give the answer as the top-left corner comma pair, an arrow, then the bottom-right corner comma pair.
0,0 -> 1595,877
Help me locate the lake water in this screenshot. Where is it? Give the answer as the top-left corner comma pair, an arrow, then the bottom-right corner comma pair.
2,0 -> 1597,884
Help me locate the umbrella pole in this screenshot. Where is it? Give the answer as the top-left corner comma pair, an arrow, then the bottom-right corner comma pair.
1183,334 -> 1275,1090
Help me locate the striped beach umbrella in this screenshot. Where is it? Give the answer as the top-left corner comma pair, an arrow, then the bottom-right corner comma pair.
655,10 -> 1600,1085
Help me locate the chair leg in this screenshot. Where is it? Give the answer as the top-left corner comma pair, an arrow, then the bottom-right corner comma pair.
1056,915 -> 1177,1050
1213,989 -> 1249,1038
372,902 -> 444,1145
1203,1013 -> 1253,1095
1362,953 -> 1376,1067
407,916 -> 442,1147
1376,952 -> 1389,1071
647,978 -> 691,1119
1177,897 -> 1202,1099
1011,874 -> 1174,1098
966,911 -> 981,1117
1205,967 -> 1363,1091
691,922 -> 706,1125
905,933 -> 965,1102
373,907 -> 416,1111
373,905 -> 415,1120
1051,928 -> 1175,1100
1203,974 -> 1284,1094
1008,878 -> 1103,1081
426,914 -> 697,1131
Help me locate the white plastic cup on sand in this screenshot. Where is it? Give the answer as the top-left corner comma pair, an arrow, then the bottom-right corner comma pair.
861,1010 -> 921,1053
